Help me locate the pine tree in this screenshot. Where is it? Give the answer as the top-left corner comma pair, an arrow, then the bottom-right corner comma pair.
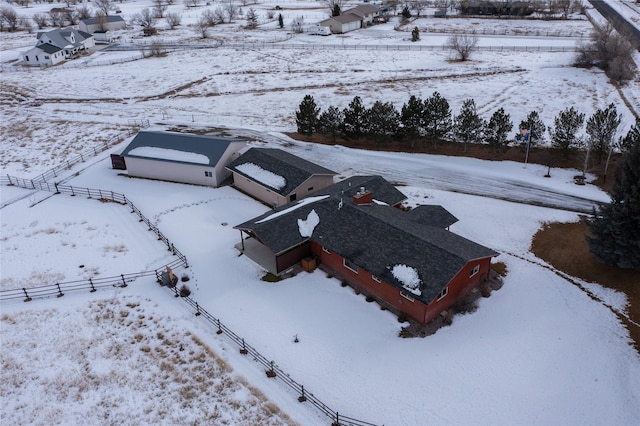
400,95 -> 424,147
586,103 -> 621,164
342,96 -> 367,138
245,7 -> 258,29
518,110 -> 546,146
550,106 -> 585,156
485,107 -> 513,150
424,91 -> 452,146
365,101 -> 400,142
332,4 -> 340,16
453,98 -> 483,152
295,95 -> 320,136
620,117 -> 640,154
402,6 -> 411,21
587,137 -> 640,270
411,26 -> 420,42
278,13 -> 283,29
318,105 -> 344,142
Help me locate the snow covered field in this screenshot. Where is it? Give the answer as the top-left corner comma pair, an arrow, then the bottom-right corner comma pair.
2,1 -> 640,425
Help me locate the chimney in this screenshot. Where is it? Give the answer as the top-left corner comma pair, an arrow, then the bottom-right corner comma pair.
353,186 -> 372,205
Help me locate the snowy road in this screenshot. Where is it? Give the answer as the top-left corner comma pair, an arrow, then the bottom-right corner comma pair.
234,129 -> 608,213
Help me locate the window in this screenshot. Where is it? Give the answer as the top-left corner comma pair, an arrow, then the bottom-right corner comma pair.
322,247 -> 331,254
343,258 -> 358,274
437,287 -> 448,301
470,264 -> 480,277
290,194 -> 297,201
45,56 -> 50,59
307,186 -> 314,191
400,291 -> 414,302
204,171 -> 212,177
25,56 -> 29,61
372,275 -> 381,283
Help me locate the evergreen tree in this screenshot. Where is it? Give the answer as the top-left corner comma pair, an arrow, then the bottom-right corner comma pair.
245,7 -> 258,29
365,101 -> 400,141
332,4 -> 340,16
620,117 -> 640,154
550,106 -> 585,156
402,6 -> 411,21
411,26 -> 420,42
295,95 -> 320,136
587,137 -> 640,270
318,105 -> 344,142
342,96 -> 367,138
424,91 -> 452,145
518,110 -> 546,146
586,103 -> 621,164
400,95 -> 425,147
453,98 -> 483,152
485,107 -> 513,150
278,13 -> 283,29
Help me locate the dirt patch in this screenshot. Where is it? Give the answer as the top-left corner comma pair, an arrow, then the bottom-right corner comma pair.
531,221 -> 640,353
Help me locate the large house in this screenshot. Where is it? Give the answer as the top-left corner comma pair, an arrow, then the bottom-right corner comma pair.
234,175 -> 498,324
226,148 -> 337,207
21,28 -> 95,67
319,4 -> 380,34
114,131 -> 247,187
79,15 -> 126,34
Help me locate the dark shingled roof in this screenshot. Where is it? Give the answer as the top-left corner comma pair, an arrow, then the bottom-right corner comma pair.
406,205 -> 458,229
37,43 -> 63,54
325,175 -> 407,206
226,148 -> 336,195
235,176 -> 497,303
80,15 -> 125,25
121,131 -> 245,166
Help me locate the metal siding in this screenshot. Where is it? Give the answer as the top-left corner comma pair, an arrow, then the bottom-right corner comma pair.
125,157 -> 218,186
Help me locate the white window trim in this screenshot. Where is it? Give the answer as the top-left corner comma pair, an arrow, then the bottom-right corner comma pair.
322,247 -> 331,254
343,258 -> 359,274
400,291 -> 415,302
372,275 -> 381,283
470,264 -> 480,278
437,287 -> 448,301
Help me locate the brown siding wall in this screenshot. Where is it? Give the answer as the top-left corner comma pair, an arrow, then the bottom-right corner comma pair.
276,242 -> 312,273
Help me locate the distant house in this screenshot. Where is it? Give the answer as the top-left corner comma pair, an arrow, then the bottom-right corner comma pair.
21,28 -> 95,66
234,175 -> 497,324
226,148 -> 337,207
115,131 -> 247,187
319,4 -> 380,34
79,15 -> 126,34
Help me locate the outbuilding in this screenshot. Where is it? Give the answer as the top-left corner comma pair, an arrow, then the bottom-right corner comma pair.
117,131 -> 247,187
79,15 -> 126,34
226,148 -> 337,207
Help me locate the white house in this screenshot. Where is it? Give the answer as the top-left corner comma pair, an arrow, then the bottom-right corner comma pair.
79,15 -> 126,34
116,131 -> 248,187
21,43 -> 66,67
319,4 -> 380,34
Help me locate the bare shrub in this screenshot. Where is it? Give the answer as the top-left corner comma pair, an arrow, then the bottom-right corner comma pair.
166,11 -> 182,29
446,32 -> 478,61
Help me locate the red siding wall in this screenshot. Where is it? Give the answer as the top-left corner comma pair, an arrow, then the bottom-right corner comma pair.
276,242 -> 312,273
311,241 -> 492,324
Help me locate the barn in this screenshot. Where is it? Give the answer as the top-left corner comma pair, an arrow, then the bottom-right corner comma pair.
79,15 -> 126,34
117,131 -> 247,187
226,148 -> 337,207
234,175 -> 498,324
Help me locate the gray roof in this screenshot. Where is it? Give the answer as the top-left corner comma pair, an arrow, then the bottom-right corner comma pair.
406,205 -> 458,228
121,131 -> 245,166
226,148 -> 336,195
36,28 -> 92,49
36,43 -> 63,54
235,176 -> 497,303
324,175 -> 407,206
80,15 -> 125,25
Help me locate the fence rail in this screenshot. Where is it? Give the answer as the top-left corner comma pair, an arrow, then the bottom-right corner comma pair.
1,176 -> 189,269
170,285 -> 379,426
0,269 -> 172,303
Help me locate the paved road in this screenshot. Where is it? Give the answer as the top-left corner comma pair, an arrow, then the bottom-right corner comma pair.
588,0 -> 640,47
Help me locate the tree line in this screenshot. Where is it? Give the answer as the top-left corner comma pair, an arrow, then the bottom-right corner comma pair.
296,94 -> 639,167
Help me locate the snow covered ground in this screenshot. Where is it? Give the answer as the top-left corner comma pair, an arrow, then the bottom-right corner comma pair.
2,1 -> 640,425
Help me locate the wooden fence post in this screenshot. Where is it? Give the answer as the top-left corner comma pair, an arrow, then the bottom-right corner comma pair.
298,385 -> 307,402
22,288 -> 32,302
195,302 -> 201,316
216,319 -> 223,335
120,274 -> 127,288
240,339 -> 248,355
56,283 -> 64,298
89,278 -> 96,293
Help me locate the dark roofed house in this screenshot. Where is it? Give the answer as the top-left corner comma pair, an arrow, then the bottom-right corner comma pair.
319,4 -> 380,33
116,131 -> 247,187
234,175 -> 497,325
226,148 -> 337,207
